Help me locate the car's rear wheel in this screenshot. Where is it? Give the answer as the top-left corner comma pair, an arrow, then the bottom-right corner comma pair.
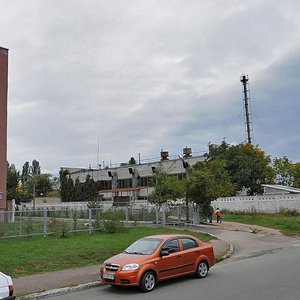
196,261 -> 208,278
139,271 -> 156,292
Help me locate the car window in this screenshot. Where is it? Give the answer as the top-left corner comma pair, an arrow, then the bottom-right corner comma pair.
125,238 -> 162,255
180,238 -> 198,250
163,239 -> 180,253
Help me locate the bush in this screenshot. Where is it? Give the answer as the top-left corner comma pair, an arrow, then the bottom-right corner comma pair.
24,218 -> 33,235
49,218 -> 60,233
0,225 -> 5,237
101,219 -> 124,233
279,208 -> 300,216
60,221 -> 70,238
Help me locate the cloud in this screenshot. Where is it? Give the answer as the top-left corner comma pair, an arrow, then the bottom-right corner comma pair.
1,0 -> 300,174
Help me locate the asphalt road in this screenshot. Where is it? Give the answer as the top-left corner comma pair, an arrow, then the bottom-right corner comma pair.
49,225 -> 300,300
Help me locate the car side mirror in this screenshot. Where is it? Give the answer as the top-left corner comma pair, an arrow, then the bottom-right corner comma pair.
160,250 -> 169,257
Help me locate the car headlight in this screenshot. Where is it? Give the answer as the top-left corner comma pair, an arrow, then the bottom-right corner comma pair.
122,263 -> 140,271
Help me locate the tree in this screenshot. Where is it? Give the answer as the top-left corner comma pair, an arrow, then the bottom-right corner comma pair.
21,160 -> 41,184
292,162 -> 300,188
82,175 -> 97,202
148,170 -> 184,207
208,141 -> 229,159
129,157 -> 136,165
7,163 -> 20,201
31,159 -> 41,175
186,160 -> 236,214
209,143 -> 274,195
73,177 -> 83,202
59,169 -> 75,202
59,171 -> 100,202
15,184 -> 32,203
273,156 -> 294,186
7,162 -> 32,204
21,162 -> 30,185
26,174 -> 52,197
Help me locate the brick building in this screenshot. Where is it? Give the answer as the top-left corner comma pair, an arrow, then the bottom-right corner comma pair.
0,47 -> 8,214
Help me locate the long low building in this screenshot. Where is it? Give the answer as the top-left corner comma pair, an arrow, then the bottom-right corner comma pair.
63,148 -> 206,205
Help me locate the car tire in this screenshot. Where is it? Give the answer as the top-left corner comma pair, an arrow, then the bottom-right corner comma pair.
196,261 -> 208,278
139,271 -> 156,292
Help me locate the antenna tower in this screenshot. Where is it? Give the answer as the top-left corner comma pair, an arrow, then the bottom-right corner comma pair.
240,74 -> 253,144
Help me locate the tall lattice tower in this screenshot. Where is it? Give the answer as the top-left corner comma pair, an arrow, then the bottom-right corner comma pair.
240,74 -> 253,144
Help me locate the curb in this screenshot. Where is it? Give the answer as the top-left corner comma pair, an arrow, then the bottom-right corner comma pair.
185,224 -> 234,261
17,281 -> 103,300
202,229 -> 234,262
219,242 -> 234,261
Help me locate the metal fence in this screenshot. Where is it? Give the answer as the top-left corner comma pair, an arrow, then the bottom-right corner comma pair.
0,205 -> 197,239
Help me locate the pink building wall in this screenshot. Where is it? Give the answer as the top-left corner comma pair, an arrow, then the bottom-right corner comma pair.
0,47 -> 8,210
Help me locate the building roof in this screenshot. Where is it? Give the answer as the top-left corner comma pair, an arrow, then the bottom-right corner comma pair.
262,184 -> 300,194
65,154 -> 206,182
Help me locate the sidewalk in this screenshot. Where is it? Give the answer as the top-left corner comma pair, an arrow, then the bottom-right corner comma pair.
14,227 -> 232,299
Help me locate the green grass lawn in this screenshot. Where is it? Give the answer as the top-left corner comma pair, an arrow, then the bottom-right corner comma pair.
223,212 -> 300,236
0,226 -> 212,278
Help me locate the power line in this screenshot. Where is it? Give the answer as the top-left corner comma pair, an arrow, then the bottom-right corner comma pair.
252,112 -> 285,157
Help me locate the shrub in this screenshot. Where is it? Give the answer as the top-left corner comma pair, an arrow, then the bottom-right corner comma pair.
101,219 -> 124,233
279,208 -> 300,216
60,221 -> 70,238
93,214 -> 102,230
0,225 -> 5,237
72,211 -> 78,231
24,218 -> 33,235
49,218 -> 60,233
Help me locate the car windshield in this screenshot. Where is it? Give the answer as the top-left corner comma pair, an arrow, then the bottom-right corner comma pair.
124,238 -> 162,255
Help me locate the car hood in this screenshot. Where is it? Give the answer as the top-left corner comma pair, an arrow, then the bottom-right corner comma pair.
105,253 -> 153,266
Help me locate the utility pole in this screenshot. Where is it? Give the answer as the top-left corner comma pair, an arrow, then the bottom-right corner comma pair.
240,75 -> 253,144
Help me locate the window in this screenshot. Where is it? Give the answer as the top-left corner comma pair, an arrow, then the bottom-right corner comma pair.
125,238 -> 162,255
163,239 -> 180,253
118,179 -> 132,188
140,177 -> 149,187
180,238 -> 198,250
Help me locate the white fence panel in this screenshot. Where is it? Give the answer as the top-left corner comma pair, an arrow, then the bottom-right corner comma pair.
212,194 -> 300,213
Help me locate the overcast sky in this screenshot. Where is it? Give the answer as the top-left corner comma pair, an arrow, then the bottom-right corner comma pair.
1,0 -> 300,175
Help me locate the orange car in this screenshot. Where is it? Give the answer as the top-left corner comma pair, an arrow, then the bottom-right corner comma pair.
100,234 -> 215,292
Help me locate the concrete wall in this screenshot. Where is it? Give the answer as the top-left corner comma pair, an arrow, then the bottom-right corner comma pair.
212,194 -> 300,213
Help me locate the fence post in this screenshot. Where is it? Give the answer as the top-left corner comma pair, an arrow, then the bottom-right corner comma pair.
162,204 -> 166,227
43,210 -> 48,237
19,210 -> 22,236
143,207 -> 146,223
125,207 -> 129,227
89,209 -> 92,235
192,204 -> 200,225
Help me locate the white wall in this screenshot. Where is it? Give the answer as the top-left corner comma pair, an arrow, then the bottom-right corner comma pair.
212,194 -> 300,213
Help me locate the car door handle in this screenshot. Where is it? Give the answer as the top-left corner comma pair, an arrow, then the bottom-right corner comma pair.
176,255 -> 181,258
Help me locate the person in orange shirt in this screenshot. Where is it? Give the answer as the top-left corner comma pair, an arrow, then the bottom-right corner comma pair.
215,208 -> 222,223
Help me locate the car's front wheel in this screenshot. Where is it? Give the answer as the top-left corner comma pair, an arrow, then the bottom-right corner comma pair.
196,261 -> 208,278
139,271 -> 156,292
